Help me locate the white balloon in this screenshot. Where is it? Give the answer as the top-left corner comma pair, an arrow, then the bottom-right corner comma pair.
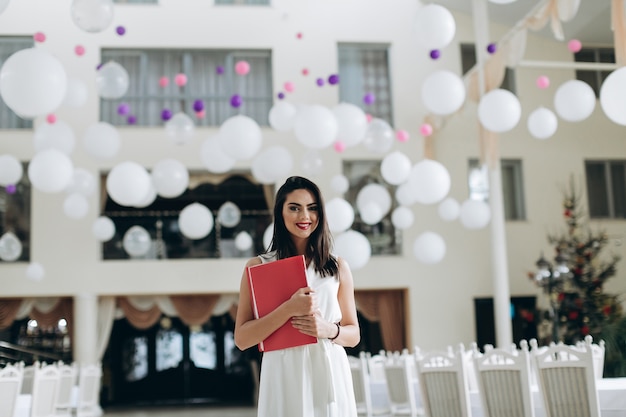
200,135 -> 236,174
0,231 -> 22,261
63,193 -> 89,219
334,230 -> 371,270
395,182 -> 416,207
301,150 -> 324,178
106,161 -> 151,207
269,101 -> 297,131
263,223 -> 274,250
381,151 -> 412,185
360,201 -> 384,225
234,231 -> 253,251
554,80 -> 595,122
0,0 -> 10,14
438,197 -> 460,221
133,183 -> 157,208
0,47 -> 67,118
63,78 -> 88,108
294,105 -> 338,149
330,174 -> 349,195
414,4 -> 456,50
218,115 -> 263,160
28,149 -> 74,193
26,262 -> 45,282
83,122 -> 121,160
217,201 -> 241,228
363,118 -> 394,153
421,70 -> 466,116
123,225 -> 151,257
152,158 -> 189,198
96,61 -> 129,99
165,112 -> 195,145
413,231 -> 446,264
33,120 -> 76,155
71,0 -> 115,33
527,107 -> 558,140
179,203 -> 214,240
356,183 -> 392,219
391,206 -> 414,230
0,154 -> 23,186
326,198 -> 355,233
460,199 -> 492,229
332,102 -> 368,147
478,88 -> 521,133
92,216 -> 116,242
251,146 -> 293,184
65,168 -> 96,197
407,159 -> 451,205
600,66 -> 626,126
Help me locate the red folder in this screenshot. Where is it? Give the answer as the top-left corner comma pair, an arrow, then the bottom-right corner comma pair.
247,254 -> 318,352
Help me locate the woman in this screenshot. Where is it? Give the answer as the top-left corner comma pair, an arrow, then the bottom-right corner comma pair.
235,176 -> 360,417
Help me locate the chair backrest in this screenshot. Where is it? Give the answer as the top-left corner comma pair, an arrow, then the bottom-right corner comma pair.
575,335 -> 605,379
473,340 -> 535,417
0,362 -> 24,417
31,362 -> 61,417
415,344 -> 471,417
55,361 -> 78,415
384,353 -> 420,416
350,352 -> 375,415
532,337 -> 600,417
21,362 -> 38,395
366,352 -> 387,382
76,363 -> 102,417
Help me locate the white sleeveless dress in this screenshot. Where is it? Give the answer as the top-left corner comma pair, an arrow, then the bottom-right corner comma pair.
256,252 -> 357,417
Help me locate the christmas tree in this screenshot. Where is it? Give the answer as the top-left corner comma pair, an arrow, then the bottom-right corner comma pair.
529,178 -> 622,345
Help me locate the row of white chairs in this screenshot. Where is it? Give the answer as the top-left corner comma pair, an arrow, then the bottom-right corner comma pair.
350,335 -> 605,417
0,360 -> 102,417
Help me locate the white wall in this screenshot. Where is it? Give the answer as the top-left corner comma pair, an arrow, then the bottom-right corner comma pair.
0,0 -> 625,352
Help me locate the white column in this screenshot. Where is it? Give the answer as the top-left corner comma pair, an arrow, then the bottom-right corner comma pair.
472,0 -> 513,348
73,293 -> 98,365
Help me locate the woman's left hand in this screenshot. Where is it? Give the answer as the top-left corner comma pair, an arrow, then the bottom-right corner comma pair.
291,311 -> 336,338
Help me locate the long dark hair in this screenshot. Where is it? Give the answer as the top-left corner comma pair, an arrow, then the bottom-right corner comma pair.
268,176 -> 338,278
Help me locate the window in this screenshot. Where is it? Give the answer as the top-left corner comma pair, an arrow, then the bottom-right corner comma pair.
460,43 -> 516,93
100,172 -> 273,260
338,43 -> 393,125
0,164 -> 31,263
100,48 -> 273,127
215,0 -> 270,4
575,47 -> 615,98
585,160 -> 626,219
0,37 -> 35,129
468,159 -> 526,221
343,160 -> 401,256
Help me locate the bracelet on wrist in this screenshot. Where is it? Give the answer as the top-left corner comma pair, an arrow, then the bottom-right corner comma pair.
329,323 -> 340,341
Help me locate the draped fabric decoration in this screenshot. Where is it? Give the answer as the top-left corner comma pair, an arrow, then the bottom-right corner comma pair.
354,290 -> 406,352
170,294 -> 220,326
117,297 -> 163,330
612,0 -> 626,66
0,298 -> 23,329
0,297 -> 73,332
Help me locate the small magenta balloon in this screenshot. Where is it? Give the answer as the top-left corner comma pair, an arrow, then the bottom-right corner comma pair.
277,92 -> 285,100
127,114 -> 137,125
161,108 -> 173,121
116,25 -> 125,35
193,99 -> 204,112
230,94 -> 243,108
117,103 -> 130,115
487,43 -> 497,54
328,74 -> 339,85
429,49 -> 441,60
363,92 -> 375,105
316,78 -> 325,87
216,65 -> 224,75
5,184 -> 16,194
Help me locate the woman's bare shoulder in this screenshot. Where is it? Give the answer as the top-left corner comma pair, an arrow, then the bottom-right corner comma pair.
245,257 -> 263,268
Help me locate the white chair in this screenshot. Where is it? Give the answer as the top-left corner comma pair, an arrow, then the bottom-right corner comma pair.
75,363 -> 102,417
20,362 -> 37,395
351,352 -> 391,416
367,352 -> 387,383
575,335 -> 605,379
415,344 -> 471,417
54,362 -> 77,417
30,362 -> 60,417
384,352 -> 421,416
0,362 -> 24,417
532,336 -> 600,417
473,340 -> 535,417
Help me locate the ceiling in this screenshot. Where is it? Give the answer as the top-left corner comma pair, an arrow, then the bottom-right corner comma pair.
431,0 -> 614,46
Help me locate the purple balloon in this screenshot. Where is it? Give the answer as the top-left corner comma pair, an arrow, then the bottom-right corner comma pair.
277,92 -> 285,100
5,184 -> 16,194
96,62 -> 103,71
230,94 -> 243,108
487,43 -> 497,54
193,99 -> 205,112
316,78 -> 325,87
117,103 -> 130,115
328,74 -> 339,85
116,26 -> 126,36
363,92 -> 375,105
216,65 -> 225,75
127,115 -> 137,125
161,108 -> 173,121
429,49 -> 441,60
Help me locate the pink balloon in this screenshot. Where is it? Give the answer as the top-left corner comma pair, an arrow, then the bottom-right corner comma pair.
33,32 -> 46,43
195,110 -> 205,119
420,123 -> 433,137
365,113 -> 373,123
302,68 -> 309,76
284,81 -> 295,92
334,141 -> 346,153
235,60 -> 250,76
75,45 -> 85,56
158,76 -> 169,88
396,129 -> 410,142
568,39 -> 582,53
536,75 -> 550,89
46,114 -> 56,124
174,73 -> 187,87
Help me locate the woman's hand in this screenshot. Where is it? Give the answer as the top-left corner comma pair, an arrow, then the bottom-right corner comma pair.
287,286 -> 316,316
291,311 -> 336,338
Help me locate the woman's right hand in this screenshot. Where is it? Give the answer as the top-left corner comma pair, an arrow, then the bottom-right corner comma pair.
288,286 -> 316,316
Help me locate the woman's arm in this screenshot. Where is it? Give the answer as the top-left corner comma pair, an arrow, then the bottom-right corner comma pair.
234,257 -> 316,351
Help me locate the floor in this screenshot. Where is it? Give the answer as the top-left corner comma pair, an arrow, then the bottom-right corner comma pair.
104,405 -> 257,417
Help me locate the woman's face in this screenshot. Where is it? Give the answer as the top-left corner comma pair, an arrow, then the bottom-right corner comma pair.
281,188 -> 319,242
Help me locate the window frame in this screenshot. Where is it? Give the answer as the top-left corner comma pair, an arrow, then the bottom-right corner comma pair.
585,159 -> 626,219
